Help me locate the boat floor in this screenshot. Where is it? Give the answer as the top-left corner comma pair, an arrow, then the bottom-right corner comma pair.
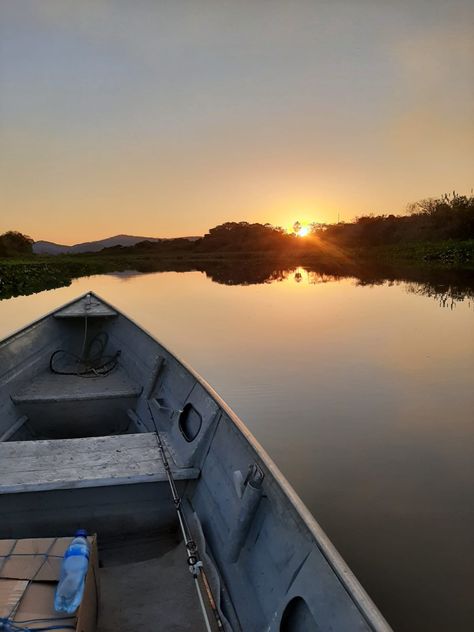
97,531 -> 206,632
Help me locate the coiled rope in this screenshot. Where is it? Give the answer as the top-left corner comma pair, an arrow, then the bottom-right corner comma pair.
49,310 -> 120,378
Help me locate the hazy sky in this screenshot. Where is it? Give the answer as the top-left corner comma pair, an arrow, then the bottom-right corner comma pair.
1,1 -> 473,243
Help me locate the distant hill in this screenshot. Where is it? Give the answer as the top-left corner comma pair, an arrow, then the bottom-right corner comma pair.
33,240 -> 74,255
33,234 -> 200,255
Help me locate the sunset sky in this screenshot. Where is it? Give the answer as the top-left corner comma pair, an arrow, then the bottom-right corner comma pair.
1,1 -> 473,243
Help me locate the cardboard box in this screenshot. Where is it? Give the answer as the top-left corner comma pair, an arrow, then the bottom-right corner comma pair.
0,535 -> 99,632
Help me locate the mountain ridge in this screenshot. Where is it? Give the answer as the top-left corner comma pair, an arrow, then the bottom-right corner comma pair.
33,233 -> 200,255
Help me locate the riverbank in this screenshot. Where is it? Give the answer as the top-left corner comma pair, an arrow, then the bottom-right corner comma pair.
1,240 -> 473,300
359,239 -> 474,266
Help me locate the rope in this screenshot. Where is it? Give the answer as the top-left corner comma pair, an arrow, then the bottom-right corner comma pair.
49,295 -> 120,377
5,539 -> 59,622
0,541 -> 77,631
49,347 -> 120,378
49,329 -> 120,378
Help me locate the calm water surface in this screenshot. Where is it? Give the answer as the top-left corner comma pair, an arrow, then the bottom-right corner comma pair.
1,269 -> 473,631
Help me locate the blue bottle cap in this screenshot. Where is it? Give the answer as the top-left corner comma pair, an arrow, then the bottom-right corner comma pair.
75,529 -> 88,537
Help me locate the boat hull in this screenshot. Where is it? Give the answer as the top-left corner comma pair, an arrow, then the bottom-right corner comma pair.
0,292 -> 391,631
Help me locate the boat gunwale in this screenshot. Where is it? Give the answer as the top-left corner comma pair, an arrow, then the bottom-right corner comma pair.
0,290 -> 392,631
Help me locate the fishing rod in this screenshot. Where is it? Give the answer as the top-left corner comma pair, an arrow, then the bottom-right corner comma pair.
146,401 -> 224,632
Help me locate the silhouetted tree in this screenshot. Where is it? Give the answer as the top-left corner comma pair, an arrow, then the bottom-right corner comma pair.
197,221 -> 294,252
0,231 -> 34,257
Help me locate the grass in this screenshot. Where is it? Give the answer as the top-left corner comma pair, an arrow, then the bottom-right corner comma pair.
359,240 -> 474,267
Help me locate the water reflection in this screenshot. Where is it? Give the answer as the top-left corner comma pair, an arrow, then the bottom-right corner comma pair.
0,265 -> 472,632
148,258 -> 474,309
1,257 -> 473,308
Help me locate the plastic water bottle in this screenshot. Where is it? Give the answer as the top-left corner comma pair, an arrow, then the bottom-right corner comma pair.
54,529 -> 90,614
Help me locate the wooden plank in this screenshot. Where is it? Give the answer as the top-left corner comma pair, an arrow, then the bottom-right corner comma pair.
0,432 -> 199,494
11,369 -> 142,404
2,459 -> 167,483
0,466 -> 199,494
1,460 -> 198,487
0,433 -> 158,459
1,447 -> 162,473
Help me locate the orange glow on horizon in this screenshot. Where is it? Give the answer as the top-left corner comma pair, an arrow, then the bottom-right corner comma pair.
297,226 -> 310,237
286,221 -> 313,237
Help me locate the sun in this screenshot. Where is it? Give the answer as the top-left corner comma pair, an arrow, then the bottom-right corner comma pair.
297,226 -> 310,237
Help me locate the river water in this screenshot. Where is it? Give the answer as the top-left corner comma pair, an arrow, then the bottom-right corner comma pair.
0,267 -> 473,631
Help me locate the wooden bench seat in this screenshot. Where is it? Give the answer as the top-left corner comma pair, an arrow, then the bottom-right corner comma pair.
0,433 -> 199,494
11,368 -> 142,404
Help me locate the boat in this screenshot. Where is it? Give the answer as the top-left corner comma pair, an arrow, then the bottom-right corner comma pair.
0,291 -> 391,631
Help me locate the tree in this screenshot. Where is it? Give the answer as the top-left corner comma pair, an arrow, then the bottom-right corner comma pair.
0,231 -> 34,257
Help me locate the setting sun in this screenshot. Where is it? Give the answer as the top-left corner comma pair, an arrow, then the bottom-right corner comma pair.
297,226 -> 310,237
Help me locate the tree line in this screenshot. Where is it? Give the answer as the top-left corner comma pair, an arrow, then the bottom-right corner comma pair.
1,192 -> 472,258
315,192 -> 474,247
187,191 -> 473,252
